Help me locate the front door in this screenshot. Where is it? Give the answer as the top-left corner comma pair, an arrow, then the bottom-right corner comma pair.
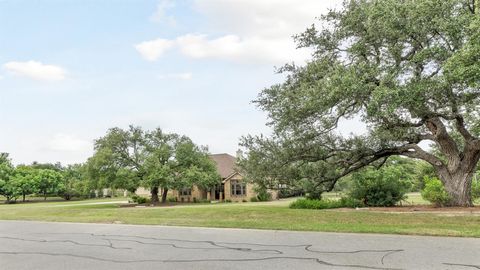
214,184 -> 224,200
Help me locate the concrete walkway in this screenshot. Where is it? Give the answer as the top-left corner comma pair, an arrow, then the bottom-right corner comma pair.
0,220 -> 478,270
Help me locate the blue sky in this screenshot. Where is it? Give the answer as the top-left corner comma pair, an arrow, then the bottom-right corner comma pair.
0,0 -> 340,165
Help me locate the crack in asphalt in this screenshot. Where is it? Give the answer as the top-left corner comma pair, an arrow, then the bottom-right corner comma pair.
0,236 -> 131,250
3,232 -> 408,269
0,251 -> 404,269
34,232 -> 404,257
443,263 -> 480,269
106,238 -> 282,254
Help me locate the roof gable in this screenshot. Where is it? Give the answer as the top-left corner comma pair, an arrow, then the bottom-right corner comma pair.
209,153 -> 237,178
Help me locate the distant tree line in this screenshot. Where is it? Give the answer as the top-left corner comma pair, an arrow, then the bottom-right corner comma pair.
0,153 -> 79,203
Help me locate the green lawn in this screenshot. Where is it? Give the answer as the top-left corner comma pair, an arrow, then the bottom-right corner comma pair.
0,197 -> 479,238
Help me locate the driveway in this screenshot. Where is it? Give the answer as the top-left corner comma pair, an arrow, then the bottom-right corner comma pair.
0,220 -> 478,270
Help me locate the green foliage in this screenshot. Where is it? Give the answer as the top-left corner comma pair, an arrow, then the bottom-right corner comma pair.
0,153 -> 20,202
289,197 -> 364,210
421,176 -> 451,207
349,166 -> 410,207
35,169 -> 63,200
167,196 -> 177,202
10,166 -> 37,202
58,164 -> 85,200
130,195 -> 148,204
472,178 -> 480,200
444,16 -> 480,89
250,197 -> 259,202
338,197 -> 365,208
255,187 -> 272,202
92,126 -> 220,203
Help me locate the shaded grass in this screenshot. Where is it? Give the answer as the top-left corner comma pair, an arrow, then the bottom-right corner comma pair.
0,199 -> 479,237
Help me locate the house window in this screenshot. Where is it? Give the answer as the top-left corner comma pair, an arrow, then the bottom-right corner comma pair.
180,188 -> 191,196
231,180 -> 246,196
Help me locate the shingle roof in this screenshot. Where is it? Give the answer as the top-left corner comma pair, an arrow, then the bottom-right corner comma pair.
209,153 -> 237,179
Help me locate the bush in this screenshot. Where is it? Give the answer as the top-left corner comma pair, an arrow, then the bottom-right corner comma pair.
225,199 -> 232,203
338,197 -> 365,208
130,195 -> 147,204
256,189 -> 272,202
421,176 -> 451,207
349,166 -> 410,207
472,179 -> 480,200
250,197 -> 259,202
167,196 -> 177,202
289,198 -> 364,209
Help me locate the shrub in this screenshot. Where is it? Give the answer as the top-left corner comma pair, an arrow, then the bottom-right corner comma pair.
349,166 -> 410,207
472,179 -> 480,200
421,176 -> 451,207
338,197 -> 365,208
130,195 -> 147,204
167,196 -> 177,202
250,197 -> 259,202
300,179 -> 323,200
242,199 -> 248,202
225,199 -> 232,203
290,199 -> 339,209
256,189 -> 272,202
289,198 -> 364,209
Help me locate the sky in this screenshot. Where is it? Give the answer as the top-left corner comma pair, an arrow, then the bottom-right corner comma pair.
0,0 -> 342,165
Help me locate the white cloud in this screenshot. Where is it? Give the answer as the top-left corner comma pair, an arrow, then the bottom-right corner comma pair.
134,38 -> 175,61
158,72 -> 192,80
150,0 -> 176,25
176,34 -> 309,64
48,133 -> 91,153
3,61 -> 66,81
192,0 -> 339,38
137,0 -> 341,65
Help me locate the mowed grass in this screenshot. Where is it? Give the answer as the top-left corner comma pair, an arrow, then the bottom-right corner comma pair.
0,198 -> 479,238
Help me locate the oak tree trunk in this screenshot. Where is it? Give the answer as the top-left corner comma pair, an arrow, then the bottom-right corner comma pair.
161,188 -> 169,203
438,170 -> 474,207
150,186 -> 159,204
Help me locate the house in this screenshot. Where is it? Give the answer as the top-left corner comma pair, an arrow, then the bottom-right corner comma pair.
136,153 -> 278,202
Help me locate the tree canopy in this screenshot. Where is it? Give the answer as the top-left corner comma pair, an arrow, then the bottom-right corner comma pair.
90,126 -> 220,203
240,0 -> 480,206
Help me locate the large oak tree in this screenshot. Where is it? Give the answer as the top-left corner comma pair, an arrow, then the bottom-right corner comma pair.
240,0 -> 480,206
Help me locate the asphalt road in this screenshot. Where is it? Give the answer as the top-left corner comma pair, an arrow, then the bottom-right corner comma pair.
0,221 -> 479,270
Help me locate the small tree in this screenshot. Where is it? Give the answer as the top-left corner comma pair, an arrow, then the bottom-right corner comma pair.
35,169 -> 63,200
0,153 -> 20,203
59,164 -> 85,200
349,166 -> 410,207
11,166 -> 37,202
